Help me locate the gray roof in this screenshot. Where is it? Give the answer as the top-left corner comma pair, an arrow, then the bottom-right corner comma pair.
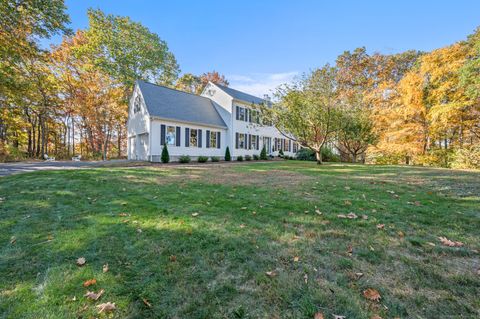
137,80 -> 227,128
214,83 -> 267,105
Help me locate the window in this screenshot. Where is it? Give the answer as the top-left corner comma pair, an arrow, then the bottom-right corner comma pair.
293,142 -> 298,153
251,135 -> 257,150
238,133 -> 246,149
238,107 -> 246,121
210,131 -> 217,148
133,96 -> 141,113
166,126 -> 176,145
251,110 -> 260,124
190,129 -> 198,147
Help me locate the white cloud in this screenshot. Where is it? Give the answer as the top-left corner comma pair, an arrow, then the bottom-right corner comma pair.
228,71 -> 299,98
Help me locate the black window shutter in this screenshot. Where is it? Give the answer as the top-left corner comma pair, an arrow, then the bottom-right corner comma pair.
160,124 -> 166,145
236,106 -> 239,120
235,133 -> 239,149
256,135 -> 259,150
248,134 -> 251,149
289,140 -> 291,152
217,132 -> 221,149
245,109 -> 249,122
206,130 -> 210,148
176,126 -> 181,146
198,129 -> 202,148
185,128 -> 190,147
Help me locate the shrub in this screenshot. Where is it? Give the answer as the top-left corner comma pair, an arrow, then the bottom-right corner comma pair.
451,146 -> 480,169
295,147 -> 339,162
161,144 -> 170,163
198,156 -> 208,163
237,155 -> 243,161
211,156 -> 219,162
225,146 -> 231,161
296,148 -> 316,161
179,155 -> 191,163
415,149 -> 453,168
260,145 -> 268,160
278,149 -> 284,158
253,154 -> 259,160
245,155 -> 252,161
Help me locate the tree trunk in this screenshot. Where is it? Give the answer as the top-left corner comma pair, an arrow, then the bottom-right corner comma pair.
352,153 -> 357,163
315,150 -> 323,164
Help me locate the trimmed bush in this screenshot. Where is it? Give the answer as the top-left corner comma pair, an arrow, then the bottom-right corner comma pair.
179,155 -> 191,163
253,154 -> 259,160
225,146 -> 231,161
237,155 -> 243,161
198,156 -> 208,163
260,145 -> 268,160
211,156 -> 219,162
245,155 -> 252,161
296,147 -> 340,162
161,144 -> 170,163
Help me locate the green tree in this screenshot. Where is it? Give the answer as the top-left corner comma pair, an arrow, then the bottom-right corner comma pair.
337,107 -> 378,162
161,144 -> 170,163
82,9 -> 179,89
225,146 -> 231,161
268,66 -> 341,164
260,145 -> 268,160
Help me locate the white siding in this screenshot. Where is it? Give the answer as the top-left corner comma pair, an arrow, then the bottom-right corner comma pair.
149,118 -> 228,162
127,85 -> 150,160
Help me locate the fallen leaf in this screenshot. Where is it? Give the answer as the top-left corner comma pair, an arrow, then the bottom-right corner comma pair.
169,255 -> 177,262
315,209 -> 322,215
376,224 -> 385,230
438,236 -> 464,247
413,201 -> 421,206
347,212 -> 358,219
137,228 -> 142,233
371,209 -> 377,213
76,257 -> 86,266
10,236 -> 16,244
363,288 -> 381,302
252,211 -> 257,215
344,186 -> 351,191
84,289 -> 104,301
304,273 -> 308,283
239,224 -> 246,228
355,272 -> 364,279
371,315 -> 383,319
362,215 -> 368,220
83,279 -> 97,287
314,312 -> 324,319
103,264 -> 109,273
344,200 -> 352,206
96,302 -> 116,313
241,207 -> 247,210
397,231 -> 405,238
347,245 -> 353,255
118,213 -> 128,217
387,190 -> 395,194
426,242 -> 436,247
265,271 -> 277,278
293,256 -> 300,262
337,214 -> 347,219
191,213 -> 199,217
142,298 -> 152,308
333,315 -> 346,319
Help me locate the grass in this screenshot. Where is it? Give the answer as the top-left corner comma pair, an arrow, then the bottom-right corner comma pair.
0,161 -> 479,318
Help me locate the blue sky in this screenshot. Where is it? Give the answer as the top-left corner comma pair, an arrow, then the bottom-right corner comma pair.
49,0 -> 480,97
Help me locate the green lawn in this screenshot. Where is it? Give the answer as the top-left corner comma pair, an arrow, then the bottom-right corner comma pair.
1,162 -> 479,318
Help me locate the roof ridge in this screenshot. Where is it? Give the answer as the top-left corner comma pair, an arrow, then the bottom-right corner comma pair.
210,82 -> 266,103
137,79 -> 212,101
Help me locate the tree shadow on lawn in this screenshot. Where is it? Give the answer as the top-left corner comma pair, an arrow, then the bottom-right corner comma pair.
1,167 -> 479,318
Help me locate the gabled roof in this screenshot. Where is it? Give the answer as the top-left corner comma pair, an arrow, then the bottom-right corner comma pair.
213,83 -> 267,105
137,80 -> 227,128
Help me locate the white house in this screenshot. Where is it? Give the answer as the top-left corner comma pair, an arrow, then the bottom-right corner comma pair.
127,80 -> 299,161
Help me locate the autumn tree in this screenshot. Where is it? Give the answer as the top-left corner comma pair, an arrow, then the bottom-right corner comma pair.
269,66 -> 341,164
175,71 -> 229,94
